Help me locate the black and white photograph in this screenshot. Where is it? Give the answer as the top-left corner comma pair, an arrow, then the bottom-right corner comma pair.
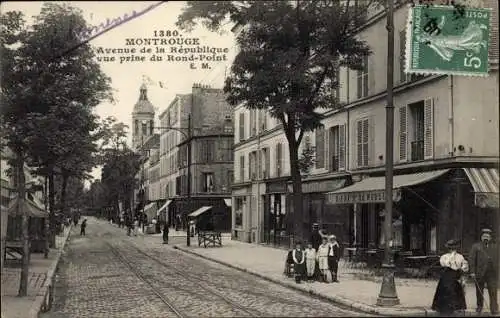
0,0 -> 498,317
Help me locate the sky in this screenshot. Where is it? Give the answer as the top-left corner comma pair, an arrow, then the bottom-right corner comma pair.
2,1 -> 238,185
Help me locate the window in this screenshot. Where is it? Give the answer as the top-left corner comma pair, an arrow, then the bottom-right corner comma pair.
410,101 -> 425,161
261,148 -> 270,179
239,155 -> 245,182
226,170 -> 233,189
249,151 -> 259,180
357,56 -> 369,98
201,172 -> 214,192
315,127 -> 325,169
275,143 -> 283,177
235,197 -> 244,227
239,113 -> 245,142
260,110 -> 267,131
175,176 -> 181,195
149,120 -> 154,135
142,122 -> 147,135
134,120 -> 139,134
356,119 -> 369,167
328,125 -> 346,172
250,109 -> 257,137
201,140 -> 215,162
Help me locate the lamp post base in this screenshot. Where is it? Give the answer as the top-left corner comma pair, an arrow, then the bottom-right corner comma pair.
376,263 -> 400,306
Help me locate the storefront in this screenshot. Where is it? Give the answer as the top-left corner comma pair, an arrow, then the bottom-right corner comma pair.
263,181 -> 289,248
326,167 -> 499,263
302,176 -> 352,244
232,185 -> 252,242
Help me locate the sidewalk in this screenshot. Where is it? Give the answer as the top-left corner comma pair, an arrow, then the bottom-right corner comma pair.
173,236 -> 494,317
1,225 -> 72,318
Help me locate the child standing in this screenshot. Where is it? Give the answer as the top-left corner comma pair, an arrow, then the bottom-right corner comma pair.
305,243 -> 317,282
292,241 -> 306,284
317,237 -> 330,282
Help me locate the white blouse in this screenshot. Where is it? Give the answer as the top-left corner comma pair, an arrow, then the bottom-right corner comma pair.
440,251 -> 469,272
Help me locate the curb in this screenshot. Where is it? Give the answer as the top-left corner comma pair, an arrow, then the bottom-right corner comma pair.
174,245 -> 433,317
28,225 -> 73,318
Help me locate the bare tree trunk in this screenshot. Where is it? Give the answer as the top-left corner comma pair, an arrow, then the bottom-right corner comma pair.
48,167 -> 56,248
60,172 -> 69,218
287,137 -> 304,246
17,152 -> 29,297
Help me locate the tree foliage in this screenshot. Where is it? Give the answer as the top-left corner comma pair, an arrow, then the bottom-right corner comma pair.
177,0 -> 378,240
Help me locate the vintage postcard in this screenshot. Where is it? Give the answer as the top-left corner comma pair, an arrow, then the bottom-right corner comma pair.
1,1 -> 498,317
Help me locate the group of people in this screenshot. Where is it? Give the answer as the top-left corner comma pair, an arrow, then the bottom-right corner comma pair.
284,223 -> 341,284
432,228 -> 498,316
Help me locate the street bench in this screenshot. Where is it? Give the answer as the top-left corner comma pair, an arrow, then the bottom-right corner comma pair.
197,231 -> 222,248
4,240 -> 29,266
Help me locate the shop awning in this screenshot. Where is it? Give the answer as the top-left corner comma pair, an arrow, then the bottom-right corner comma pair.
7,196 -> 49,218
157,200 -> 172,214
223,199 -> 232,207
143,202 -> 157,219
463,168 -> 499,208
188,206 -> 212,218
326,169 -> 450,205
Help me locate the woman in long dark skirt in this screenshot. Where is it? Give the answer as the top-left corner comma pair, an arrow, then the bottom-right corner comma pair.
431,239 -> 468,316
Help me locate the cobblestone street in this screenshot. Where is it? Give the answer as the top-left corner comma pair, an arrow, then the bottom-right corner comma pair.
41,218 -> 374,317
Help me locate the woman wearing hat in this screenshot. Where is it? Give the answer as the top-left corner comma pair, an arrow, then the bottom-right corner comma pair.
431,239 -> 468,315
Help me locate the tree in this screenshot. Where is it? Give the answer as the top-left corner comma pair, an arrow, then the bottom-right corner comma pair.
1,3 -> 111,295
177,0 -> 376,241
99,119 -> 141,220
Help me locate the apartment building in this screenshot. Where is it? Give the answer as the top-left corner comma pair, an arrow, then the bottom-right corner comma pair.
158,84 -> 234,231
232,1 -> 499,255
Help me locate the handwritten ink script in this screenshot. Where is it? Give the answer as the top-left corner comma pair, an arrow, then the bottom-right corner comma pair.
93,29 -> 230,70
74,1 -> 166,43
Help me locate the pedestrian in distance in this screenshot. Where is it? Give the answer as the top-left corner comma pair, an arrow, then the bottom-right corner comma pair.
469,228 -> 498,315
292,241 -> 306,284
431,239 -> 468,316
317,236 -> 330,283
133,219 -> 139,236
163,222 -> 169,244
283,249 -> 294,278
80,218 -> 87,236
328,235 -> 340,283
304,242 -> 317,282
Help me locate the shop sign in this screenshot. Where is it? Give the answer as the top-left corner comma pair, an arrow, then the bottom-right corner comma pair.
266,182 -> 287,194
406,5 -> 491,76
328,189 -> 402,205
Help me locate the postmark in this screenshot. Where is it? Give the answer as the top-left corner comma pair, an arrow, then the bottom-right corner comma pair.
405,4 -> 492,76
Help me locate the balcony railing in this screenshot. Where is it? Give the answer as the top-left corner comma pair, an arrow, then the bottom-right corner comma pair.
330,155 -> 339,172
411,140 -> 424,161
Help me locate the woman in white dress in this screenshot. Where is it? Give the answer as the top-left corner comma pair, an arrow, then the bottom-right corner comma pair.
316,236 -> 330,283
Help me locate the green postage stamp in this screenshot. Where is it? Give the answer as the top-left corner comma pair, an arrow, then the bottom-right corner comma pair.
406,5 -> 492,76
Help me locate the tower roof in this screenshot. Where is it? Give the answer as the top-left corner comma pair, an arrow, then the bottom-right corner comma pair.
133,84 -> 155,114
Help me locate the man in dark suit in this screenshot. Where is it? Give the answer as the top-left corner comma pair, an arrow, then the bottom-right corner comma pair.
469,228 -> 498,314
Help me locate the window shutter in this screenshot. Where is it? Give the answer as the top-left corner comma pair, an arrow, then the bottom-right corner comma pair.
399,106 -> 408,162
276,143 -> 282,177
240,155 -> 245,182
239,113 -> 245,142
364,118 -> 371,166
324,127 -> 330,169
315,128 -> 325,169
249,110 -> 254,137
338,124 -> 346,170
356,120 -> 363,167
424,98 -> 434,159
265,148 -> 270,178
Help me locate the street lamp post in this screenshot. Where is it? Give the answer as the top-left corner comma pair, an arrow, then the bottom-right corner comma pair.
154,113 -> 192,247
377,0 -> 400,306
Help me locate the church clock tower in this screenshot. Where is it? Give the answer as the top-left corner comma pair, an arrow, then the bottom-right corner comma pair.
132,83 -> 155,151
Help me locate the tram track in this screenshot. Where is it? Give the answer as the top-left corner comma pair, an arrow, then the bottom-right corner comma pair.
124,242 -> 264,317
107,239 -> 264,317
106,241 -> 185,317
